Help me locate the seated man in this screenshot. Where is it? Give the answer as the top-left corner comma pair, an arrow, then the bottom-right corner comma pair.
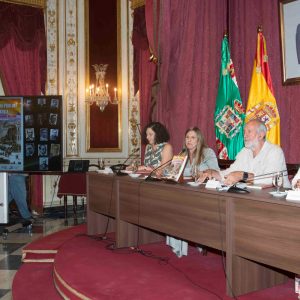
202,119 -> 290,187
8,174 -> 33,222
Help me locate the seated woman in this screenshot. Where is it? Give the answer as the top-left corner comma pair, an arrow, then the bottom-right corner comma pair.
166,127 -> 219,258
138,122 -> 173,174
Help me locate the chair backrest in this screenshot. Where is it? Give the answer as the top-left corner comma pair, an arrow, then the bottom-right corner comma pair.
218,159 -> 234,170
286,163 -> 299,177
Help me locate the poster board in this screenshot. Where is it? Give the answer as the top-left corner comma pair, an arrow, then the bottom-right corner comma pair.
0,96 -> 63,172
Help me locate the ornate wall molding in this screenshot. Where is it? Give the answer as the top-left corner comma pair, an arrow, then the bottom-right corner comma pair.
0,0 -> 45,8
65,0 -> 79,156
46,0 -> 58,95
128,3 -> 140,156
130,0 -> 144,10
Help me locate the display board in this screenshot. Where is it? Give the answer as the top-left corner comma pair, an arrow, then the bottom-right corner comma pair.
0,96 -> 63,172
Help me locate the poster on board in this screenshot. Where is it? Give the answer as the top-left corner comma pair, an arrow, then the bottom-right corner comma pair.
0,97 -> 23,171
0,96 -> 63,172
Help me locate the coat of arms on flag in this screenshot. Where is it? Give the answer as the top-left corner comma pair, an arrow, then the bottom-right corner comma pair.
246,27 -> 280,145
214,33 -> 245,160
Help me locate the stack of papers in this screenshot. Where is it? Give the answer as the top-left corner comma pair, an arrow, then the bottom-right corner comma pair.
286,190 -> 300,203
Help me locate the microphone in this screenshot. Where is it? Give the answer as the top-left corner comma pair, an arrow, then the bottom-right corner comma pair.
245,169 -> 290,183
144,158 -> 173,181
113,148 -> 140,176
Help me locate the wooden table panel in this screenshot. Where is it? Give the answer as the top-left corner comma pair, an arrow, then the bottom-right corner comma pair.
87,172 -> 116,235
88,172 -> 116,217
120,181 -> 226,250
119,179 -> 141,224
87,174 -> 300,297
233,199 -> 300,274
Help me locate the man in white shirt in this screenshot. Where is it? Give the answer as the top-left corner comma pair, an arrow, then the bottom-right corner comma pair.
202,119 -> 290,187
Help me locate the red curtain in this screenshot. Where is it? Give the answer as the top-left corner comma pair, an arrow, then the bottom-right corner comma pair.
229,0 -> 300,163
0,3 -> 46,212
154,0 -> 227,153
138,0 -> 300,162
0,3 -> 46,94
132,6 -> 157,159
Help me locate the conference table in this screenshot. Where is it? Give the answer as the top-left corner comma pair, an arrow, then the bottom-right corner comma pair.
87,172 -> 300,297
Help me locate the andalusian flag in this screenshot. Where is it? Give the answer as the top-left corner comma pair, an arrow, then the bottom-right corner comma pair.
246,27 -> 280,145
214,34 -> 245,160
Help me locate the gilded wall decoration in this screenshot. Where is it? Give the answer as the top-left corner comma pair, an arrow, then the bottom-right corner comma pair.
128,3 -> 140,157
0,0 -> 45,7
46,0 -> 58,96
65,0 -> 78,156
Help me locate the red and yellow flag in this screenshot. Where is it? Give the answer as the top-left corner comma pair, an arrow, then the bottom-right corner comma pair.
246,27 -> 280,145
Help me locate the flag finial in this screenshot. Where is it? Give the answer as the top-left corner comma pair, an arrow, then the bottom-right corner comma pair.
223,30 -> 228,37
257,25 -> 263,33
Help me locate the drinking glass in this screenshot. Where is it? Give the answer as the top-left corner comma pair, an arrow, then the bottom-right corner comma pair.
272,172 -> 283,193
99,158 -> 105,170
191,165 -> 198,182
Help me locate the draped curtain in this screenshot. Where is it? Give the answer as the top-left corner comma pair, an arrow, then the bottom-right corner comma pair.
0,3 -> 46,94
0,2 -> 46,212
132,5 -> 156,159
136,0 -> 300,162
229,0 -> 300,163
155,0 -> 227,153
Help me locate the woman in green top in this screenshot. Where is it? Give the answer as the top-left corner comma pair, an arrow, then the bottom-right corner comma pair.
139,122 -> 173,174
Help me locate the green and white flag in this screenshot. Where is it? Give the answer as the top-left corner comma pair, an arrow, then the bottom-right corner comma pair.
214,35 -> 245,160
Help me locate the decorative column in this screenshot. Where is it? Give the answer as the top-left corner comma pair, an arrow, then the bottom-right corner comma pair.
65,0 -> 79,156
46,0 -> 58,95
128,2 -> 140,155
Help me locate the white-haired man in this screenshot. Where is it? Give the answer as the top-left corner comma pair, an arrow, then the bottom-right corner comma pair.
203,119 -> 290,187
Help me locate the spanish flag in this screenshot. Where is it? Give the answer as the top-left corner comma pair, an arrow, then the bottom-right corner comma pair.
246,27 -> 280,145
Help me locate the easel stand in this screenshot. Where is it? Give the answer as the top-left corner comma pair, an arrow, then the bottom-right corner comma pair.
2,220 -> 33,240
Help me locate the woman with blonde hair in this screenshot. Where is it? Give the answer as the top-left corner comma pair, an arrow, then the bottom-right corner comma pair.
166,127 -> 219,258
182,127 -> 219,177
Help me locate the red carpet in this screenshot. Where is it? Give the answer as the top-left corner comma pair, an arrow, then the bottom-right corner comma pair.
13,225 -> 298,299
13,263 -> 61,299
53,236 -> 296,300
22,224 -> 86,262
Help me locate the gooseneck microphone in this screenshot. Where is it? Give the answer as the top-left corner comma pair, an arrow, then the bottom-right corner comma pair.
244,169 -> 291,183
144,156 -> 178,181
144,149 -> 187,182
114,148 -> 140,176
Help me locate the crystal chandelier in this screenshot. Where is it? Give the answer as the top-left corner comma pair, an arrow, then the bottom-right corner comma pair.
85,64 -> 118,112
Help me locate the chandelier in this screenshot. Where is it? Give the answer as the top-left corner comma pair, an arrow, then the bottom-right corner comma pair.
85,64 -> 118,112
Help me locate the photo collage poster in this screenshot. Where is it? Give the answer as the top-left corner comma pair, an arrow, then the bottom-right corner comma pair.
0,97 -> 23,171
0,96 -> 63,172
23,96 -> 62,171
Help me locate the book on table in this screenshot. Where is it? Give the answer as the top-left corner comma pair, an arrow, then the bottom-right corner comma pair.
162,155 -> 188,182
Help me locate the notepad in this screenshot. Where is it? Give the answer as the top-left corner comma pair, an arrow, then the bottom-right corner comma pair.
286,190 -> 300,203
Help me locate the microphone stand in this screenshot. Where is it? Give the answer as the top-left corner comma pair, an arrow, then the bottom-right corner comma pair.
144,158 -> 173,181
244,169 -> 290,183
115,148 -> 140,176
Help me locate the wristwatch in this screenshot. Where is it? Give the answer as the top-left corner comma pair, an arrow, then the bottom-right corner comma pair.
242,172 -> 249,182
